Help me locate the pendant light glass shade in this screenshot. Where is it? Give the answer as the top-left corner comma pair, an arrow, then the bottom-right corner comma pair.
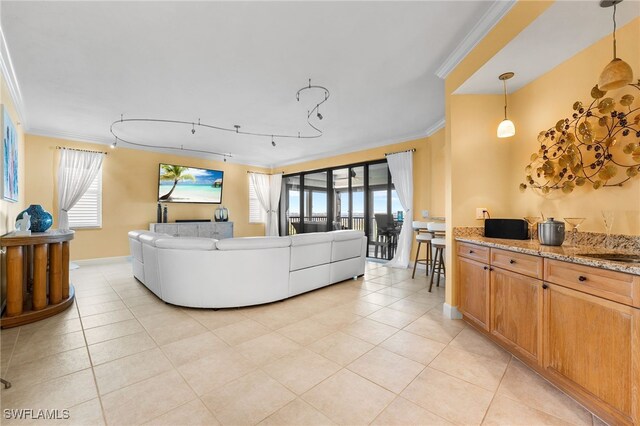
497,119 -> 516,138
598,1 -> 633,91
598,58 -> 634,91
497,72 -> 515,139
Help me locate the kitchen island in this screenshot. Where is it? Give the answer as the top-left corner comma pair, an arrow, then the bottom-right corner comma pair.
454,236 -> 639,426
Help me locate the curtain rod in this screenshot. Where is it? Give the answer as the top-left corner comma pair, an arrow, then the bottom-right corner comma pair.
56,146 -> 108,155
246,171 -> 284,175
384,148 -> 416,156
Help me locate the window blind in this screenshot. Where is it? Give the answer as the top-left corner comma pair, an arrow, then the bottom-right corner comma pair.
68,168 -> 102,228
248,176 -> 266,223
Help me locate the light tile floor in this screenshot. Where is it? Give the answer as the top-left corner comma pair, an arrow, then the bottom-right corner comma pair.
0,260 -> 602,425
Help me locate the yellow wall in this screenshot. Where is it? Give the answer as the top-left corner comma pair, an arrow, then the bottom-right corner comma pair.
507,17 -> 640,235
428,128 -> 446,217
279,130 -> 445,260
25,135 -> 268,260
445,5 -> 639,311
1,71 -> 26,304
445,1 -> 553,308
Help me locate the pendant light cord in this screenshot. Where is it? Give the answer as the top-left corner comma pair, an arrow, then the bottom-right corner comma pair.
503,79 -> 508,120
612,3 -> 617,59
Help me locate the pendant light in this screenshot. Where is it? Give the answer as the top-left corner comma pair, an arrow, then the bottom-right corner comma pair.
598,0 -> 633,91
497,72 -> 515,138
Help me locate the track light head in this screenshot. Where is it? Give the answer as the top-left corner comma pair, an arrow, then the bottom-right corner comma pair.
110,139 -> 117,149
272,139 -> 276,147
191,128 -> 196,135
317,112 -> 323,120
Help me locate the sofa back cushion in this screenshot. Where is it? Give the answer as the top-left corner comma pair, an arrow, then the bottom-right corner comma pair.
128,230 -> 150,262
139,233 -> 167,246
290,233 -> 332,271
155,237 -> 217,251
216,236 -> 291,251
330,230 -> 365,262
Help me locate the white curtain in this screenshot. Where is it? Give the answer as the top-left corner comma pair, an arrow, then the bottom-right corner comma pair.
268,173 -> 283,236
249,172 -> 282,236
385,150 -> 414,268
57,149 -> 105,230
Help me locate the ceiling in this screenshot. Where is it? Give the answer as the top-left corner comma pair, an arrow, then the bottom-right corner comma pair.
6,2 -> 635,168
1,1 -> 500,167
456,0 -> 640,94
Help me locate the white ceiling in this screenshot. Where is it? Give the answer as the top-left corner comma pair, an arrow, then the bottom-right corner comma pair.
456,0 -> 640,95
1,1 -> 500,167
8,1 -> 633,167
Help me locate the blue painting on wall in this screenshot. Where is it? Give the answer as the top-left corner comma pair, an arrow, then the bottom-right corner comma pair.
2,105 -> 18,202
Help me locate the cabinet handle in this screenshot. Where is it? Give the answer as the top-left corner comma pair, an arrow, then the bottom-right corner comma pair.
489,267 -> 494,271
509,259 -> 516,264
469,250 -> 474,254
542,284 -> 548,290
578,275 -> 587,282
483,266 -> 488,270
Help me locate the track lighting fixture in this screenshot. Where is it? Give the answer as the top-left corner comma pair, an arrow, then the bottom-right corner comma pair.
110,79 -> 330,160
110,138 -> 117,149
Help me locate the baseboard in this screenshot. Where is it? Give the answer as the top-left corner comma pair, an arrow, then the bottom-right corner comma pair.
73,256 -> 131,266
442,303 -> 463,319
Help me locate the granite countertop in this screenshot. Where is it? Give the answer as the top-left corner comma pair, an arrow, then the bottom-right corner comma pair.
455,236 -> 640,276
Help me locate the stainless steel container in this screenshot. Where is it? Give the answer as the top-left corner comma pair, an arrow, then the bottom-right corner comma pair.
538,218 -> 565,246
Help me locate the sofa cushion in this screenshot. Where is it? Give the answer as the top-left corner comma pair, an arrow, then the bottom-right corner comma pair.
155,237 -> 218,251
128,230 -> 150,240
139,233 -> 167,246
216,236 -> 291,250
330,229 -> 365,241
290,232 -> 333,246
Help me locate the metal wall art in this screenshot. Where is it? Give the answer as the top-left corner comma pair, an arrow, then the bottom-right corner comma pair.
520,81 -> 640,194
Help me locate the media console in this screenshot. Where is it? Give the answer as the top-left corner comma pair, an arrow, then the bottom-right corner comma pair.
149,222 -> 233,239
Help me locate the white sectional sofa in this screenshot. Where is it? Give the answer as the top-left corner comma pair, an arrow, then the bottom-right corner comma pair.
127,229 -> 367,308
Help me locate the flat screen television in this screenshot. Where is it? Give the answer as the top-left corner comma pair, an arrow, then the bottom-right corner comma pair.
157,163 -> 224,204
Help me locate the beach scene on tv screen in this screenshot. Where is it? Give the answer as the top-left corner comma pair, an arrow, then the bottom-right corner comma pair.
158,164 -> 223,203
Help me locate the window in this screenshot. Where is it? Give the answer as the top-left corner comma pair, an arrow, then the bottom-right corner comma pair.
68,167 -> 102,228
248,176 -> 267,223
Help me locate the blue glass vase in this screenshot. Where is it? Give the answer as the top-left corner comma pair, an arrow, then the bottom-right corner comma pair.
17,204 -> 53,233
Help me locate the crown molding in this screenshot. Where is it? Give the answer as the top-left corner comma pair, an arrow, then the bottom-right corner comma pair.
269,117 -> 445,169
26,127 -> 267,167
435,0 -> 516,80
30,118 -> 446,170
425,117 -> 445,136
0,25 -> 26,125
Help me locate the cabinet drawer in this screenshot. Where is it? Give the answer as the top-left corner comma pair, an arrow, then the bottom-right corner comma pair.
491,248 -> 543,279
457,242 -> 489,263
545,259 -> 640,308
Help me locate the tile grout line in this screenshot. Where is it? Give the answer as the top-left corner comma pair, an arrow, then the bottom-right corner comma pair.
479,355 -> 513,425
75,270 -> 109,426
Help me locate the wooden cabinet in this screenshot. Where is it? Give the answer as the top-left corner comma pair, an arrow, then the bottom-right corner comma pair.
543,283 -> 640,425
458,256 -> 490,330
490,267 -> 542,365
455,241 -> 640,425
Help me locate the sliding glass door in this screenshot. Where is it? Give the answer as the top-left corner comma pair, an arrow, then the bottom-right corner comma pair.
280,160 -> 400,259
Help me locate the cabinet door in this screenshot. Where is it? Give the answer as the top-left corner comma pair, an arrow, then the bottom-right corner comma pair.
490,267 -> 542,364
457,256 -> 490,330
543,283 -> 640,424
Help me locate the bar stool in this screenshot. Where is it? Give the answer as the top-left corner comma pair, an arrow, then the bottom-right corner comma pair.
427,222 -> 446,292
411,221 -> 432,279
